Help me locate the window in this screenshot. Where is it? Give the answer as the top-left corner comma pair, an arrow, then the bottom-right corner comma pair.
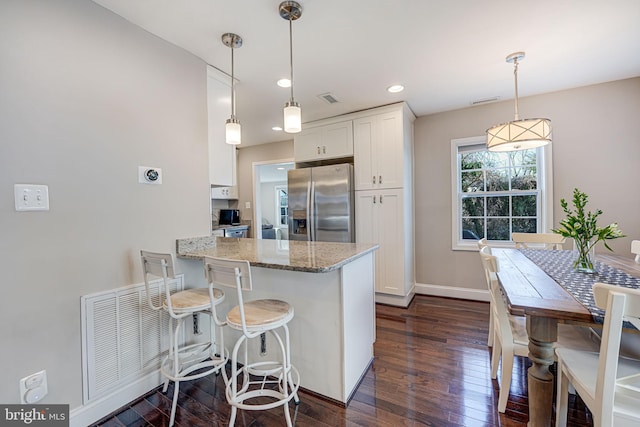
275,185 -> 288,226
451,136 -> 553,250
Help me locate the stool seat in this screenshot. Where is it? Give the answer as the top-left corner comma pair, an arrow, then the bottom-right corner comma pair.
227,299 -> 293,330
164,287 -> 222,313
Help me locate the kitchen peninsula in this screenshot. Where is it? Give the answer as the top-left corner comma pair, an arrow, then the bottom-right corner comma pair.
176,236 -> 378,404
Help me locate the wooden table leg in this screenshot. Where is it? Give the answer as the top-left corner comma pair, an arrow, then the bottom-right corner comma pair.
526,315 -> 557,427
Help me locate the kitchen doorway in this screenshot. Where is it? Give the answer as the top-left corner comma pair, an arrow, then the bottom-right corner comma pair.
252,160 -> 294,239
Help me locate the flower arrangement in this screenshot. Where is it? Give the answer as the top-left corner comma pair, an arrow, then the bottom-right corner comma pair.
552,188 -> 625,273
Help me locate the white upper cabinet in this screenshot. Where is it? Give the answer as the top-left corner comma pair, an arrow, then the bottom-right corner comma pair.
353,108 -> 404,190
207,66 -> 237,186
294,120 -> 353,162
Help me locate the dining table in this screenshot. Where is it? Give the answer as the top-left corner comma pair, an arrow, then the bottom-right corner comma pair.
492,247 -> 640,427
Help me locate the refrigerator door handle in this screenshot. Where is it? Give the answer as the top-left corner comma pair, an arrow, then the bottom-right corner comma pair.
309,181 -> 315,241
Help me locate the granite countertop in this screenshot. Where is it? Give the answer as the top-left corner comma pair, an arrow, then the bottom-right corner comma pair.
176,236 -> 378,273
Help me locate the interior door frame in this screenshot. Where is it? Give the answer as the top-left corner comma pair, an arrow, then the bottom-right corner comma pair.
251,157 -> 294,239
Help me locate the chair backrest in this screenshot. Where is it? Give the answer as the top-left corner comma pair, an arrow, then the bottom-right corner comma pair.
140,250 -> 176,312
479,245 -> 499,290
591,282 -> 640,424
478,246 -> 516,344
511,232 -> 566,250
632,240 -> 640,263
203,256 -> 253,333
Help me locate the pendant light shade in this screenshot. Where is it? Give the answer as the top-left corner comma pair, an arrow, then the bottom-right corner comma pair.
486,52 -> 552,152
283,101 -> 301,133
225,119 -> 241,145
222,33 -> 242,145
279,1 -> 303,134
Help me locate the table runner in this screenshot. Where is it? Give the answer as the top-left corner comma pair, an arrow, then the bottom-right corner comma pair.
520,249 -> 640,328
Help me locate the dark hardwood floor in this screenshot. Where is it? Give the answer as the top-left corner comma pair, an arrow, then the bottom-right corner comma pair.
91,295 -> 593,426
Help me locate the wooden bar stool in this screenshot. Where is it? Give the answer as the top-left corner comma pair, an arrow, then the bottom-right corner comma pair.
140,250 -> 227,427
204,256 -> 300,427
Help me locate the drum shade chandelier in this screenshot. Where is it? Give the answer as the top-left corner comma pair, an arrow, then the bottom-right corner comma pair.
486,52 -> 552,152
223,32 -> 242,145
279,1 -> 303,133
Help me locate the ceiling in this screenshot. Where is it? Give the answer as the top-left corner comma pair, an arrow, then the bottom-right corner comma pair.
92,0 -> 640,147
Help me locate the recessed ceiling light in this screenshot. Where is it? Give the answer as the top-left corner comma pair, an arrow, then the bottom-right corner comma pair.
387,84 -> 404,93
276,167 -> 285,170
272,126 -> 283,131
277,78 -> 291,88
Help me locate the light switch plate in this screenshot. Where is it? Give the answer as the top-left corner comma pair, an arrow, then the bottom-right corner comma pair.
14,184 -> 50,211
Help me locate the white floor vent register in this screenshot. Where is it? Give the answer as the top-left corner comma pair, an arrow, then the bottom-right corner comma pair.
81,276 -> 184,403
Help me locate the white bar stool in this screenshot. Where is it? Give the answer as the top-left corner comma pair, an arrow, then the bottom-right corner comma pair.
140,250 -> 227,427
203,256 -> 300,427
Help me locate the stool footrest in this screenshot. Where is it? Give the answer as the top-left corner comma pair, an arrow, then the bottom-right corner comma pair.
226,363 -> 300,411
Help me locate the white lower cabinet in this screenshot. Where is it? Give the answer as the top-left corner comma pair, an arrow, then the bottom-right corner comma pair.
356,189 -> 408,298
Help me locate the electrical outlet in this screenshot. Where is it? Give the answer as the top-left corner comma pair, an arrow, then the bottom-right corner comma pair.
19,370 -> 48,404
138,166 -> 162,185
14,184 -> 50,211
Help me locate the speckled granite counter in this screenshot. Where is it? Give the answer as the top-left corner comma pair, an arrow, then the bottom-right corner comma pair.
176,236 -> 378,273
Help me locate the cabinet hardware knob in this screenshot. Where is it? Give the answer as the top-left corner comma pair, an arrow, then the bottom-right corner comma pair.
373,195 -> 376,204
380,195 -> 383,203
372,176 -> 376,184
379,175 -> 382,184
317,146 -> 321,154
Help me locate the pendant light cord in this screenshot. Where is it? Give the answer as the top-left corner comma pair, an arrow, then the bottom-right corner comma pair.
289,17 -> 295,103
231,46 -> 236,119
513,58 -> 519,121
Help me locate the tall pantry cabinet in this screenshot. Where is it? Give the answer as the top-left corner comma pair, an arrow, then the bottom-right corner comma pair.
354,103 -> 415,307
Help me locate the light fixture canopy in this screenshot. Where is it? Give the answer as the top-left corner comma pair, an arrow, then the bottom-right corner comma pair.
222,32 -> 242,145
279,1 -> 302,134
486,52 -> 552,152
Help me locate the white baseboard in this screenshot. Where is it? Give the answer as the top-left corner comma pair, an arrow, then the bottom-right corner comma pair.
70,371 -> 162,427
375,290 -> 415,307
415,282 -> 490,302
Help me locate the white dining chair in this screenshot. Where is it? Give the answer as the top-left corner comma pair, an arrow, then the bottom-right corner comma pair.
632,240 -> 640,263
203,256 -> 300,427
478,247 -> 598,413
140,250 -> 227,427
556,283 -> 640,427
511,232 -> 566,250
477,238 -> 493,347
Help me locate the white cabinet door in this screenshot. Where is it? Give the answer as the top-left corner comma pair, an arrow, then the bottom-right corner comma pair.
207,66 -> 237,186
294,126 -> 323,162
353,110 -> 403,190
294,120 -> 353,162
376,189 -> 404,295
355,189 -> 405,296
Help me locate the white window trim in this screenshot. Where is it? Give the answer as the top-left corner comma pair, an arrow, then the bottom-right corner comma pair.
274,184 -> 288,227
450,135 -> 554,251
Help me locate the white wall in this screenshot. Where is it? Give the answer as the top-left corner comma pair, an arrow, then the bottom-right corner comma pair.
0,0 -> 210,408
414,78 -> 640,291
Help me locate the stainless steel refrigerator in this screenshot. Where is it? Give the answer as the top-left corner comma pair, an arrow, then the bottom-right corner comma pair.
287,163 -> 354,243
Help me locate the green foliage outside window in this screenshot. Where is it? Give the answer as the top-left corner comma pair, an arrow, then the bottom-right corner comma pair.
459,149 -> 539,241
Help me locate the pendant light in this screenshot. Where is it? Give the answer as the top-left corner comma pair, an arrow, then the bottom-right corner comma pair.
279,1 -> 303,133
222,33 -> 242,145
486,52 -> 551,152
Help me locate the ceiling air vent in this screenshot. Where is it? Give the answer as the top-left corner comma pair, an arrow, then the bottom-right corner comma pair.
470,96 -> 500,106
317,92 -> 339,104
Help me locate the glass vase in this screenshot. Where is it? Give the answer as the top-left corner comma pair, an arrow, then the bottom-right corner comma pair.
574,239 -> 596,274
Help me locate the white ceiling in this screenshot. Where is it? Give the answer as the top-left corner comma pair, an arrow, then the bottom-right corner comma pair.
92,0 -> 640,147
